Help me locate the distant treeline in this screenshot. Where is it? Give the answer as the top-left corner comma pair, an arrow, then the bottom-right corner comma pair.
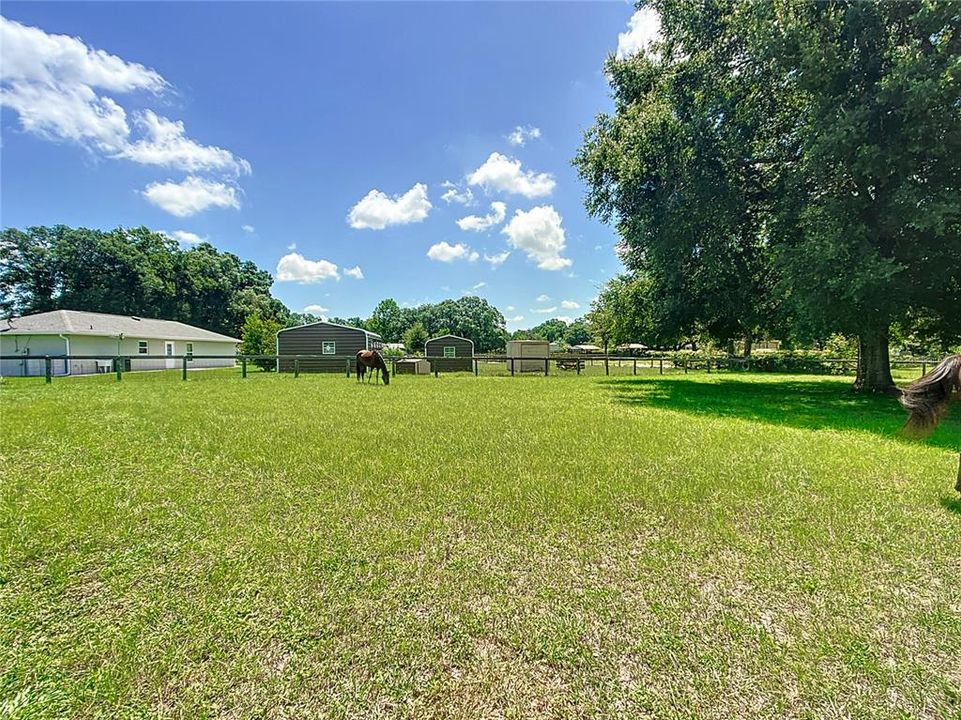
0,225 -> 556,352
0,225 -> 291,338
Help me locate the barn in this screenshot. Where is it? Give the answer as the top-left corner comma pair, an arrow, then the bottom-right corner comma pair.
425,334 -> 474,372
0,310 -> 238,377
276,320 -> 382,373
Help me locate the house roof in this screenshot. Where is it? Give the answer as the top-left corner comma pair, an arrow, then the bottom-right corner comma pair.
275,319 -> 382,339
0,310 -> 240,343
570,344 -> 602,351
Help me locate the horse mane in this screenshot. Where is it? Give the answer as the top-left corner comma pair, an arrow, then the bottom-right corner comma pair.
900,355 -> 961,437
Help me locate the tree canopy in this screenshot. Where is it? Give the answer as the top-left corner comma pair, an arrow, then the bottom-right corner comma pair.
575,0 -> 961,391
1,225 -> 286,338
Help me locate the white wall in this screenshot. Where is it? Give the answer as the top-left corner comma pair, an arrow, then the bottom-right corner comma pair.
0,334 -> 69,377
0,334 -> 236,376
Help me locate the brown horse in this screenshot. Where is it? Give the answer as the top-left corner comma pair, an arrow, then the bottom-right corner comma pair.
356,349 -> 390,385
900,355 -> 961,491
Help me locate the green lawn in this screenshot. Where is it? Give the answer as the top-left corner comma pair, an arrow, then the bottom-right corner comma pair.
1,370 -> 959,719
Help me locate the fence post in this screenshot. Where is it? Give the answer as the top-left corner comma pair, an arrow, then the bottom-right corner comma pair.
44,356 -> 52,384
294,358 -> 300,378
115,356 -> 123,381
346,358 -> 350,378
633,358 -> 637,376
242,357 -> 247,378
474,359 -> 478,376
434,360 -> 439,378
182,356 -> 188,381
605,356 -> 609,376
707,359 -> 712,373
921,362 -> 926,377
684,360 -> 688,374
544,358 -> 549,377
576,358 -> 581,375
510,358 -> 515,377
659,358 -> 663,375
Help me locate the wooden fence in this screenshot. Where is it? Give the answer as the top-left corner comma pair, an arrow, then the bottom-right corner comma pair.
0,353 -> 940,384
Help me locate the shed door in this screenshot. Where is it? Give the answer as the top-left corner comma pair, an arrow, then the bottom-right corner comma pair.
164,341 -> 176,369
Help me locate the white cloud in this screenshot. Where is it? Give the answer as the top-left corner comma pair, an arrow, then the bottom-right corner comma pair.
275,253 -> 339,283
347,182 -> 431,229
506,305 -> 515,312
166,230 -> 205,245
509,315 -> 525,323
0,18 -> 249,177
242,224 -> 255,233
118,110 -> 250,175
560,300 -> 581,310
501,206 -> 572,270
287,242 -> 297,250
555,316 -> 574,324
467,152 -> 555,198
616,7 -> 662,59
0,17 -> 162,152
456,201 -> 506,232
536,294 -> 551,303
344,265 -> 364,280
472,281 -> 487,290
507,125 -> 541,147
440,181 -> 474,206
142,176 -> 240,217
426,242 -> 478,263
533,306 -> 558,314
303,304 -> 328,315
484,250 -> 510,267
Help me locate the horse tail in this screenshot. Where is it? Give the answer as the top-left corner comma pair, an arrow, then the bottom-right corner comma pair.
900,355 -> 961,437
356,355 -> 363,381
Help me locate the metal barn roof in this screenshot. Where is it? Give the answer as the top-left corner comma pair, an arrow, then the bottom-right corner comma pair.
0,310 -> 240,343
275,319 -> 382,339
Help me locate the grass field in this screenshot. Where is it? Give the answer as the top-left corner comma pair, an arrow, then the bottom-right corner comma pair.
1,369 -> 959,719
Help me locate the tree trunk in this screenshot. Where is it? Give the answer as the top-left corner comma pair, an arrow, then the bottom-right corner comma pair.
854,329 -> 897,394
743,333 -> 753,358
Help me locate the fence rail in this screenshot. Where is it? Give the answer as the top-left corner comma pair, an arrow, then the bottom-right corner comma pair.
0,352 -> 940,384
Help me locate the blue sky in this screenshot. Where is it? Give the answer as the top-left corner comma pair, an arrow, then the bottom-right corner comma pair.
1,2 -> 657,329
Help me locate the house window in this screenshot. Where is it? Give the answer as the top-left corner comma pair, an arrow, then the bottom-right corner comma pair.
443,346 -> 456,358
322,341 -> 336,355
138,341 -> 148,355
186,342 -> 193,360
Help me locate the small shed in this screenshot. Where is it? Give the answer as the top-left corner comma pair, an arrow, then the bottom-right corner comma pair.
570,343 -> 602,353
505,339 -> 550,372
276,320 -> 382,373
395,358 -> 431,375
425,334 -> 474,372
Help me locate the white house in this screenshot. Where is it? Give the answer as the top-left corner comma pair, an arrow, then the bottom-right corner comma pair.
0,310 -> 239,377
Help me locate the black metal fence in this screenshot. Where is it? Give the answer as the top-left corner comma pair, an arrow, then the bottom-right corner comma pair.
0,352 -> 939,384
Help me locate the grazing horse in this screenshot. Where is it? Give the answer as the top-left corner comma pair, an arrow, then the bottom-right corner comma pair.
356,349 -> 390,385
900,355 -> 961,492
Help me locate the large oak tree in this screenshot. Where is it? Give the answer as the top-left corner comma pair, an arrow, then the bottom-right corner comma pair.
576,0 -> 961,392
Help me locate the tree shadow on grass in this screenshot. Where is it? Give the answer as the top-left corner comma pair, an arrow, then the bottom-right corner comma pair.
939,496 -> 961,516
602,376 -> 961,452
